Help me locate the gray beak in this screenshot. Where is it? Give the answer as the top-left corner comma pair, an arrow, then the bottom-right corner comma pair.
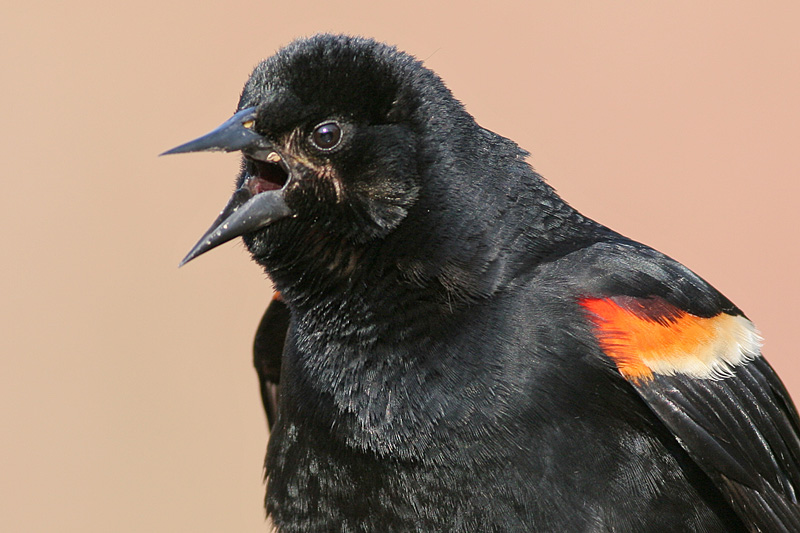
162,107 -> 293,265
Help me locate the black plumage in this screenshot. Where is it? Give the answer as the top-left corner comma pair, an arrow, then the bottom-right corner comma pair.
165,34 -> 800,532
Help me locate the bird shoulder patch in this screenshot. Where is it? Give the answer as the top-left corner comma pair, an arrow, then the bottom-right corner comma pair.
580,296 -> 761,382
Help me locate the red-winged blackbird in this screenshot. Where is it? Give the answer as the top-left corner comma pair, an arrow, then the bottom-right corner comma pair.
164,34 -> 800,532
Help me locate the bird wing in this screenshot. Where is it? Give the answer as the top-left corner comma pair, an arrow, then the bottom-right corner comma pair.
581,294 -> 800,531
253,292 -> 288,429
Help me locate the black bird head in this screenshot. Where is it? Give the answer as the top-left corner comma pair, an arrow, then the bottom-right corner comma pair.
165,34 -> 591,306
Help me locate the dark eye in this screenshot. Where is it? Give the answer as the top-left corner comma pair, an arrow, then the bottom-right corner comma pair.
311,121 -> 342,150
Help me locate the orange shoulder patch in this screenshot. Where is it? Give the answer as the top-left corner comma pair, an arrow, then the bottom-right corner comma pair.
580,297 -> 761,382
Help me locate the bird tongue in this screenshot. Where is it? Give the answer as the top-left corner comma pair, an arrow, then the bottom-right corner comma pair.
248,175 -> 283,194
246,154 -> 290,193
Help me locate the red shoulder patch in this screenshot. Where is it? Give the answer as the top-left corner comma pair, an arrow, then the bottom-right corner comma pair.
580,296 -> 760,383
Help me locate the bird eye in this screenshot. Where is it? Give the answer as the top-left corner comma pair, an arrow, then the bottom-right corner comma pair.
311,121 -> 342,150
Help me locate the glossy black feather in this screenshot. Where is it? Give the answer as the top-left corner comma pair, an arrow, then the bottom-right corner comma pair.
253,296 -> 288,428
634,360 -> 800,532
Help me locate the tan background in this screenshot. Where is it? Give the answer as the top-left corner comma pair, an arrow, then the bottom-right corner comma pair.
2,1 -> 799,531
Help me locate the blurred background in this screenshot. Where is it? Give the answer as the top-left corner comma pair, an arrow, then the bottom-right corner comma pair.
2,1 -> 799,531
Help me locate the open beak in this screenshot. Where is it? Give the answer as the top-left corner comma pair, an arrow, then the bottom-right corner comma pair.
162,107 -> 293,266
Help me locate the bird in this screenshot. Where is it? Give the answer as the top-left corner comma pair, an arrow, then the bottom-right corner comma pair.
163,34 -> 800,532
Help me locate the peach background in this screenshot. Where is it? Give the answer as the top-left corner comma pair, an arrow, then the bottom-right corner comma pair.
2,2 -> 799,531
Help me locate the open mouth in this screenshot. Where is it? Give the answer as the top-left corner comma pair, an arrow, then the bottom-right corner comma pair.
245,152 -> 290,194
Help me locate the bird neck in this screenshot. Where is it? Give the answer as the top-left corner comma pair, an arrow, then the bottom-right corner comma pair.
267,179 -> 607,338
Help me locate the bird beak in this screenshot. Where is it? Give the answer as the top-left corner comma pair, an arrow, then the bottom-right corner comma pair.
162,107 -> 293,266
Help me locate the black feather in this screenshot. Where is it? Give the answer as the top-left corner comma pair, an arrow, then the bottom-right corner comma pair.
253,296 -> 288,428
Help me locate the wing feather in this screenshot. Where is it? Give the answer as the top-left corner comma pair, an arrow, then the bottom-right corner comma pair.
253,293 -> 289,429
582,294 -> 800,530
